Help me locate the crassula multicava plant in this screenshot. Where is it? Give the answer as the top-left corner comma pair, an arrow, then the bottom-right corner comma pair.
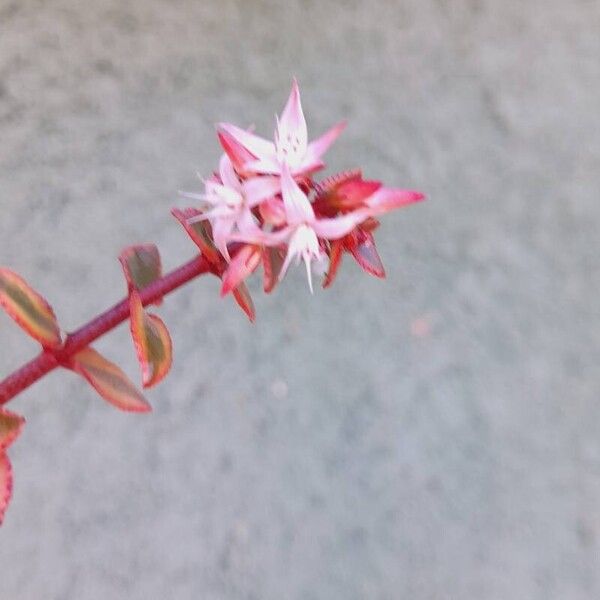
0,80 -> 424,523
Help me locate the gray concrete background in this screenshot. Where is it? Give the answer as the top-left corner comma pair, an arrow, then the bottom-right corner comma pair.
0,0 -> 599,598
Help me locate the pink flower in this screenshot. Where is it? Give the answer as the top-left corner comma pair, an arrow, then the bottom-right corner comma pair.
217,79 -> 345,179
313,172 -> 425,287
182,154 -> 279,260
313,170 -> 424,217
230,165 -> 367,292
180,82 -> 426,303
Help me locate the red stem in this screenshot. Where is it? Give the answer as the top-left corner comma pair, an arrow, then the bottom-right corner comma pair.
0,254 -> 212,406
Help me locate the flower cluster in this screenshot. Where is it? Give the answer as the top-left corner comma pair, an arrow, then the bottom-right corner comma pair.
177,80 -> 424,301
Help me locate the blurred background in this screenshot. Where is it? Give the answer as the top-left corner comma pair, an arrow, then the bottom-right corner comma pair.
0,0 -> 599,598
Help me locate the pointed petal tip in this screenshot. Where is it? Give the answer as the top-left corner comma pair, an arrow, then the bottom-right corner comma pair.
219,282 -> 230,297
134,401 -> 153,414
289,77 -> 300,96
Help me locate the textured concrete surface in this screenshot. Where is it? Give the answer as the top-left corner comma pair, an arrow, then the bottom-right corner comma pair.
0,0 -> 599,598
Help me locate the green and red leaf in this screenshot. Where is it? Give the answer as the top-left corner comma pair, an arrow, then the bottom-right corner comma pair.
0,268 -> 61,348
0,408 -> 25,525
0,409 -> 25,451
0,453 -> 13,525
70,347 -> 151,413
119,244 -> 163,305
172,208 -> 222,268
129,291 -> 173,388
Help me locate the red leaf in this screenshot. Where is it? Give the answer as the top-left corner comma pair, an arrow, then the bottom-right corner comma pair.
262,247 -> 285,294
0,268 -> 62,348
220,244 -> 262,296
232,282 -> 255,323
172,208 -> 222,268
349,231 -> 386,278
70,347 -> 151,412
0,453 -> 13,525
129,291 -> 173,388
119,244 -> 163,305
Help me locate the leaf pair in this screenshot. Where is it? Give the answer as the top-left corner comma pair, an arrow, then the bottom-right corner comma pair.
0,266 -> 152,414
119,245 -> 173,389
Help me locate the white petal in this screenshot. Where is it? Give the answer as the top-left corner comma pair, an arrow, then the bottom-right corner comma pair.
280,163 -> 315,225
312,210 -> 367,240
275,79 -> 308,167
242,176 -> 281,207
219,154 -> 241,191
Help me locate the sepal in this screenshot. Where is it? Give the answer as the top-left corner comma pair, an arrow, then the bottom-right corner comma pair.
348,230 -> 386,278
172,208 -> 222,267
220,244 -> 262,297
231,282 -> 256,323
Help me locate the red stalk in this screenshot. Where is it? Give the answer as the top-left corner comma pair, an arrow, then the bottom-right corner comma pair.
0,254 -> 211,405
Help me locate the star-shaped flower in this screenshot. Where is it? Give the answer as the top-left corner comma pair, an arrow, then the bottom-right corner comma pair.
217,79 -> 346,179
182,154 -> 279,260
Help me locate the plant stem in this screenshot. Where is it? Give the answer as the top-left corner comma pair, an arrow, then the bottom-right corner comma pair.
0,254 -> 212,406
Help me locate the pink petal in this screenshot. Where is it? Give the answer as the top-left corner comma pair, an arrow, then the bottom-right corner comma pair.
216,123 -> 276,162
293,158 -> 326,178
305,120 -> 346,164
236,207 -> 263,238
278,224 -> 321,290
217,129 -> 258,173
312,210 -> 367,240
275,78 -> 308,160
278,244 -> 299,283
365,188 -> 425,216
280,163 -> 315,225
259,197 -> 287,226
243,157 -> 282,175
219,154 -> 241,190
232,225 -> 291,247
205,181 -> 241,205
212,216 -> 235,261
242,176 -> 281,207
